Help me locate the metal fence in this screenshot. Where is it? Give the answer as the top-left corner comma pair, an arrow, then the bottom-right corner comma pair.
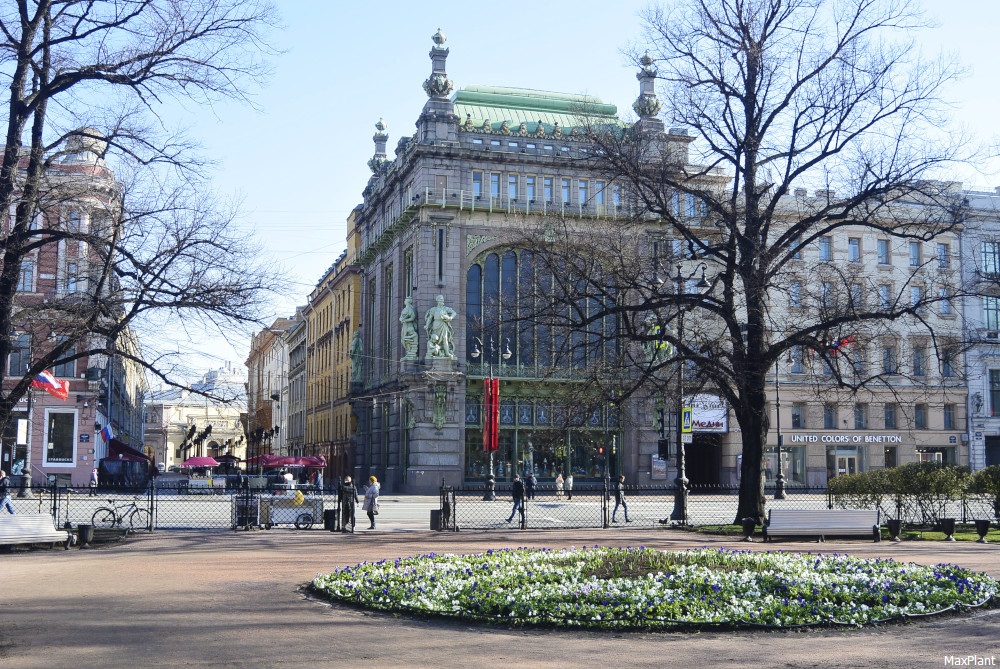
5,482 -> 996,532
437,483 -> 1000,531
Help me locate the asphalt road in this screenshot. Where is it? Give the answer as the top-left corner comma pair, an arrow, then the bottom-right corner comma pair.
1,527 -> 998,669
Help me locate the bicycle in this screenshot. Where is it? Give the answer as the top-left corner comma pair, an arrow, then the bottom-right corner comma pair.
91,498 -> 151,531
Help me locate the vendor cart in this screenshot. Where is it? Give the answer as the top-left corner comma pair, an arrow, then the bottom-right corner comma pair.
259,490 -> 323,529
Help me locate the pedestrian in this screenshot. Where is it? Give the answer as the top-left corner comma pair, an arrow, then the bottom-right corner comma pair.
0,470 -> 14,514
89,467 -> 99,496
555,473 -> 564,499
338,476 -> 358,533
362,475 -> 380,529
525,471 -> 537,500
282,469 -> 294,489
612,474 -> 631,523
506,474 -> 525,525
565,473 -> 574,501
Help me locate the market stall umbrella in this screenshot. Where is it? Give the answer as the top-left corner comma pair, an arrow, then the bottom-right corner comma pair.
181,456 -> 220,468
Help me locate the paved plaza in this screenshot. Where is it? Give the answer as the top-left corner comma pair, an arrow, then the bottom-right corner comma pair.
1,522 -> 999,668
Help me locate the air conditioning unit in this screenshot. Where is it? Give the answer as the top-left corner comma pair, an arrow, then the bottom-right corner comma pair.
987,331 -> 999,340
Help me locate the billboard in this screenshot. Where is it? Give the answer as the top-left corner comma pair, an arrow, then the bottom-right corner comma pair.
685,393 -> 728,432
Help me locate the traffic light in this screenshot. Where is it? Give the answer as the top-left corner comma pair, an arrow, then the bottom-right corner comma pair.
598,446 -> 604,455
658,439 -> 670,460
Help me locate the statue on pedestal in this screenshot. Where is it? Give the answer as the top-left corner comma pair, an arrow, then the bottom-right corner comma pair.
424,294 -> 457,360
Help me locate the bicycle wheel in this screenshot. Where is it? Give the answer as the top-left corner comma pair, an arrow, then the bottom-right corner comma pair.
294,513 -> 314,530
92,508 -> 117,529
129,508 -> 151,531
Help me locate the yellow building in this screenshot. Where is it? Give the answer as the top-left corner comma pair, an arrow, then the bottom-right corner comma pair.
304,207 -> 361,480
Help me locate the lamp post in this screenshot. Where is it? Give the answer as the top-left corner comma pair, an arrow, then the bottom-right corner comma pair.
470,336 -> 511,500
669,263 -> 709,525
773,359 -> 787,499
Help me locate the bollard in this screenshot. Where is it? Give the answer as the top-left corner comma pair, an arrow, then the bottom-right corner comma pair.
773,472 -> 787,500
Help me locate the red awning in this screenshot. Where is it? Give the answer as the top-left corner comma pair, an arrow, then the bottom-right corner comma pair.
106,439 -> 150,463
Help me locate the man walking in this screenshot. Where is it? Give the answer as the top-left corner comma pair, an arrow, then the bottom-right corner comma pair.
506,475 -> 525,525
612,474 -> 630,523
525,471 -> 537,500
0,470 -> 15,514
338,476 -> 358,533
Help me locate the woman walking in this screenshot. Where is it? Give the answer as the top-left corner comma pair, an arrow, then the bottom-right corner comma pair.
362,475 -> 381,529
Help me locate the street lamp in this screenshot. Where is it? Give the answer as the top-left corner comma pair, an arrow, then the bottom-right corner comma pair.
470,336 -> 511,501
668,262 -> 709,525
773,359 -> 787,499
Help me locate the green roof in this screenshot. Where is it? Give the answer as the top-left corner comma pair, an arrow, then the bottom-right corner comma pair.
453,86 -> 620,135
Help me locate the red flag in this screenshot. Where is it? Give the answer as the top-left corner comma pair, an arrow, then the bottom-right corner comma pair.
31,370 -> 70,401
489,377 -> 500,452
482,378 -> 493,452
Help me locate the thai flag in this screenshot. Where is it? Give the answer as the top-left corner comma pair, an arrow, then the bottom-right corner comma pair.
101,424 -> 114,442
31,370 -> 70,401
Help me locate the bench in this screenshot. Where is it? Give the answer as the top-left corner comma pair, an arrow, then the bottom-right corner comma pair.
762,508 -> 881,543
0,513 -> 72,549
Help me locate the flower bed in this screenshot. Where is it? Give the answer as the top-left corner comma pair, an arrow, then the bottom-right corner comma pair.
311,547 -> 998,630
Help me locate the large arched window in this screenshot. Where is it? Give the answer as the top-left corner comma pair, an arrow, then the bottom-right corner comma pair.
465,249 -> 617,373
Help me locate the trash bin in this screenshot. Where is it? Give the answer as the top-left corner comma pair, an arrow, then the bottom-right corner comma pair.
324,509 -> 338,532
430,509 -> 441,531
78,523 -> 94,547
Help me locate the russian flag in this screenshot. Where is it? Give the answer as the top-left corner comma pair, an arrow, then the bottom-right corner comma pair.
100,424 -> 114,442
31,370 -> 70,401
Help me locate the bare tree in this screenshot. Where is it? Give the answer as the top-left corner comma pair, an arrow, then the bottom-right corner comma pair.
511,0 -> 969,522
0,1 -> 281,435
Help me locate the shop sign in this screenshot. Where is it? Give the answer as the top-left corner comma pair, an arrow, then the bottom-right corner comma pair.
684,393 -> 728,432
789,433 -> 902,444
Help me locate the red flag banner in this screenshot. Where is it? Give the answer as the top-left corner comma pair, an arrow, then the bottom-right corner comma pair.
489,377 -> 500,452
482,378 -> 493,452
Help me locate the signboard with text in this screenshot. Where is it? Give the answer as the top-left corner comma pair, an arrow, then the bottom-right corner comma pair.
684,393 -> 728,432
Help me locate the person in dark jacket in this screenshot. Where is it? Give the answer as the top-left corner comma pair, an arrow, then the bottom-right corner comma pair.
506,475 -> 525,524
525,472 -> 537,500
612,474 -> 631,523
338,476 -> 359,533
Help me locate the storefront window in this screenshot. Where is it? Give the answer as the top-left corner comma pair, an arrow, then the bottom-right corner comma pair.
764,445 -> 805,484
826,447 -> 863,481
45,410 -> 75,464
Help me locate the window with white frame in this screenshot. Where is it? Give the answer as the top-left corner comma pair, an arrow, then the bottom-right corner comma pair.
490,173 -> 501,199
526,176 -> 536,202
578,179 -> 588,205
44,409 -> 76,464
790,346 -> 804,374
819,236 -> 833,261
823,404 -> 838,428
543,177 -> 554,203
912,346 -> 926,376
882,344 -> 899,375
508,174 -> 519,201
909,241 -> 922,267
983,241 -> 1000,277
944,404 -> 956,429
877,239 -> 891,265
937,242 -> 950,268
939,287 -> 952,315
561,178 -> 571,204
878,284 -> 891,311
854,403 -> 868,429
984,296 -> 1000,330
790,280 -> 802,308
848,237 -> 861,262
17,259 -> 33,292
884,403 -> 897,429
791,403 -> 806,428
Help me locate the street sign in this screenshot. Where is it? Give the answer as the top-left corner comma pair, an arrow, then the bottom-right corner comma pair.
681,407 -> 693,433
681,433 -> 693,444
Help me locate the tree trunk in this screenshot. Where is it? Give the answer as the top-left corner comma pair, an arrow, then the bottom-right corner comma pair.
734,382 -> 768,524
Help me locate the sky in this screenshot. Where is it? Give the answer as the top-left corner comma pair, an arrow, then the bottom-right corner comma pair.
182,0 -> 1000,371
